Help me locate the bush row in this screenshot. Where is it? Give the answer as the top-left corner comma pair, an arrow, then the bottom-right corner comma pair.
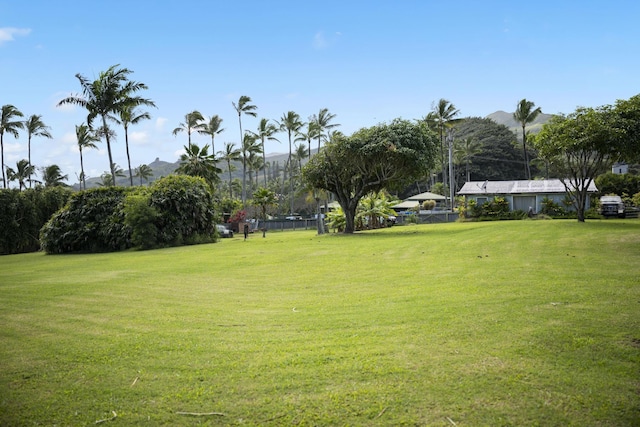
40,175 -> 217,254
0,187 -> 72,255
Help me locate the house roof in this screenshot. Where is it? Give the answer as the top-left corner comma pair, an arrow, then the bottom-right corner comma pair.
392,200 -> 420,209
458,179 -> 598,195
406,191 -> 447,201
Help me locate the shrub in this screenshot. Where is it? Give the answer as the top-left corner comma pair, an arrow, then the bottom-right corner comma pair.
540,197 -> 567,217
148,175 -> 216,246
0,187 -> 72,255
422,199 -> 436,210
123,191 -> 159,249
40,187 -> 133,254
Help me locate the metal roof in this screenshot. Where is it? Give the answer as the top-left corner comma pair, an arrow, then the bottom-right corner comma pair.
458,179 -> 598,195
406,191 -> 446,201
392,201 -> 421,209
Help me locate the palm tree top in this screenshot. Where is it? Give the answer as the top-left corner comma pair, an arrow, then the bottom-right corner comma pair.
25,114 -> 53,138
1,104 -> 25,137
232,95 -> 257,117
513,99 -> 542,125
57,64 -> 155,128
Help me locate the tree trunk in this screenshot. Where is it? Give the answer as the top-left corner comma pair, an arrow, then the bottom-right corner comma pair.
102,115 -> 116,186
125,128 -> 134,186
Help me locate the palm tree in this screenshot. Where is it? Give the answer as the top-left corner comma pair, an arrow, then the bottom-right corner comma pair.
98,163 -> 126,187
75,123 -> 99,190
251,187 -> 278,238
6,159 -> 35,190
1,104 -> 24,189
513,99 -> 542,180
40,164 -> 68,187
24,114 -> 52,188
172,110 -> 205,145
250,118 -> 279,185
278,111 -> 303,214
134,164 -> 153,185
296,119 -> 319,160
314,108 -> 339,152
176,143 -> 221,188
293,142 -> 308,175
218,142 -> 241,199
117,106 -> 151,186
232,96 -> 257,204
58,64 -> 155,186
241,133 -> 261,198
453,137 -> 483,182
425,99 -> 460,203
199,115 -> 224,156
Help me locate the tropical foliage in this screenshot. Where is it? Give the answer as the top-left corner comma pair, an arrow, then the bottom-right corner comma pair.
175,143 -> 221,188
0,186 -> 71,254
1,104 -> 24,189
534,97 -> 639,221
304,119 -> 438,233
24,114 -> 52,188
513,99 -> 542,180
40,175 -> 216,253
252,187 -> 278,237
57,64 -> 155,185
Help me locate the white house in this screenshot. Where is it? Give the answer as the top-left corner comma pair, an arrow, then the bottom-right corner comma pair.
457,179 -> 599,213
392,191 -> 447,212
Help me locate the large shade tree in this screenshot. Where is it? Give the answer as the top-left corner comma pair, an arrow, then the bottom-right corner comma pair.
1,104 -> 24,189
58,64 -> 154,185
303,119 -> 438,233
24,114 -> 52,188
513,99 -> 542,180
534,105 -> 625,222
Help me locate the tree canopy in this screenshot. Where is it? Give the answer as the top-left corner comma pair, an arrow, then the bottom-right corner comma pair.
303,119 -> 438,233
534,95 -> 640,221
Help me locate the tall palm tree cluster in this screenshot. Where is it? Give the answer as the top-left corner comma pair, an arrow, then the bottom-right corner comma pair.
173,96 -> 340,215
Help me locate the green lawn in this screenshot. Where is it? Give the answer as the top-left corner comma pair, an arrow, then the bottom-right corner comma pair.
1,220 -> 639,426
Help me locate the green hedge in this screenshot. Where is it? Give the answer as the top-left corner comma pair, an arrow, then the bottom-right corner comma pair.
0,187 -> 71,255
40,175 -> 217,254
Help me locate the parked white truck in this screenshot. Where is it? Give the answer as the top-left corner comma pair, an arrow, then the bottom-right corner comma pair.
598,195 -> 625,218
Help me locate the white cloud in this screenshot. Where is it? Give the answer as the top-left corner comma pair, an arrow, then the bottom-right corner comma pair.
130,131 -> 149,144
0,27 -> 31,45
313,30 -> 342,50
313,31 -> 328,49
155,117 -> 167,131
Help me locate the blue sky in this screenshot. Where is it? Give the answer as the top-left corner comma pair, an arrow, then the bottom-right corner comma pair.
1,0 -> 639,185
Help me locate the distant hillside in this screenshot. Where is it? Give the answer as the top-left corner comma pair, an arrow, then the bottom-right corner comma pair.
486,110 -> 553,136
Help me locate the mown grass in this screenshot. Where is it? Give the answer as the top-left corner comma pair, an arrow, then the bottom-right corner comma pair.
0,220 -> 639,426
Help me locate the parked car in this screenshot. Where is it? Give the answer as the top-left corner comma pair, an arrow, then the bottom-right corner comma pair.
598,195 -> 625,218
216,224 -> 234,238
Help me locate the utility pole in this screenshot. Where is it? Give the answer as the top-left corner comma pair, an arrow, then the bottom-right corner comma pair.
447,128 -> 455,211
